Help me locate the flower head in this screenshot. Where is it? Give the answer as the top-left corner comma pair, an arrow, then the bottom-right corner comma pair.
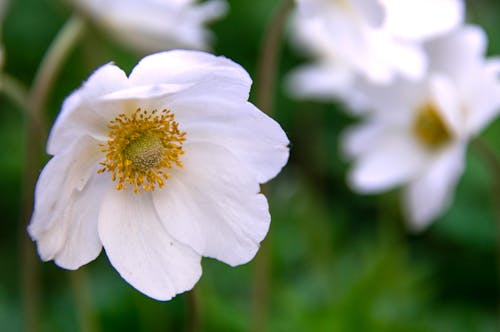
343,26 -> 500,230
72,0 -> 227,52
287,0 -> 464,104
28,50 -> 289,300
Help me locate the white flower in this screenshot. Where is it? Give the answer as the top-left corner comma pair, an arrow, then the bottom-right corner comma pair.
287,0 -> 464,104
72,0 -> 227,52
28,50 -> 289,300
343,26 -> 500,230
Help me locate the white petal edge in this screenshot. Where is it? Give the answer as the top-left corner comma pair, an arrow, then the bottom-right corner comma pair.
348,131 -> 429,193
403,143 -> 466,231
153,142 -> 270,266
98,189 -> 202,301
29,136 -> 104,268
48,64 -> 129,155
164,82 -> 289,183
128,50 -> 252,101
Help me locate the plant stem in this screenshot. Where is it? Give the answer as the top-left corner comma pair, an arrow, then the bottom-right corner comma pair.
70,269 -> 100,332
0,73 -> 29,112
186,287 -> 201,332
21,15 -> 85,332
251,1 -> 293,332
472,138 -> 500,319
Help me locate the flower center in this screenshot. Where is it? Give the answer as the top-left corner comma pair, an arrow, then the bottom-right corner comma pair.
98,108 -> 186,193
413,102 -> 451,148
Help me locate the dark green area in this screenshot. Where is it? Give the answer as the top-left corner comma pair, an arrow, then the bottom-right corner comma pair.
1,0 -> 499,331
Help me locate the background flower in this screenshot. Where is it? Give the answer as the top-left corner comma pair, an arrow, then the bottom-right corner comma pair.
71,0 -> 228,52
343,25 -> 500,230
28,50 -> 289,300
286,0 -> 464,106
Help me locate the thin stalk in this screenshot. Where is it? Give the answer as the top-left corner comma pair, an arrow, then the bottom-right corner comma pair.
472,138 -> 500,319
186,287 -> 201,332
0,73 -> 29,112
69,269 -> 100,332
21,16 -> 85,332
251,1 -> 293,332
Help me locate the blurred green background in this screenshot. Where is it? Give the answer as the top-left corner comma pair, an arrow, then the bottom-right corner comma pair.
1,0 -> 500,331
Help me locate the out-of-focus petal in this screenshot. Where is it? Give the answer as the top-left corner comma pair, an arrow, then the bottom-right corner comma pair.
348,132 -> 429,193
403,143 -> 466,231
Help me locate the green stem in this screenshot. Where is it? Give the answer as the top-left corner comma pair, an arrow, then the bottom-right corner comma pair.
186,287 -> 201,332
251,1 -> 293,332
69,269 -> 100,332
21,15 -> 85,332
0,73 -> 29,112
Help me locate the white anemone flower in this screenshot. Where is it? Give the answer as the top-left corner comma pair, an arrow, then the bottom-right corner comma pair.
287,0 -> 464,104
343,26 -> 500,230
28,50 -> 289,300
72,0 -> 227,52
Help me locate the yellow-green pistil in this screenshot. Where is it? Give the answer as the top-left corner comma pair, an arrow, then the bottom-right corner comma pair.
413,102 -> 452,148
98,108 -> 186,193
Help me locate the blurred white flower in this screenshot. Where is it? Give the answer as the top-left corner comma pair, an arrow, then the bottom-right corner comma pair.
28,50 -> 289,300
287,0 -> 464,104
72,0 -> 227,52
343,26 -> 500,230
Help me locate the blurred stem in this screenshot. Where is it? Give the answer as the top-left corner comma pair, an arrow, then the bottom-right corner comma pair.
186,287 -> 201,332
472,138 -> 500,317
254,0 -> 294,116
0,73 -> 29,112
70,269 -> 100,332
251,1 -> 293,332
21,16 -> 85,332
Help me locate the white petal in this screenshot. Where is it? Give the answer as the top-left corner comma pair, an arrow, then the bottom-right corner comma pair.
75,0 -> 226,52
48,64 -> 129,155
426,25 -> 487,82
128,50 -> 251,101
403,143 -> 466,231
382,0 -> 464,41
34,175 -> 106,270
351,0 -> 385,27
348,131 -> 429,193
429,74 -> 465,137
166,83 -> 289,183
464,58 -> 500,134
98,189 -> 202,301
341,121 -> 387,159
29,136 -> 102,237
28,136 -> 104,268
285,63 -> 357,102
153,142 -> 270,266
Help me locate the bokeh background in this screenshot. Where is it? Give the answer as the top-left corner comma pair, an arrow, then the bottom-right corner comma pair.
1,0 -> 500,331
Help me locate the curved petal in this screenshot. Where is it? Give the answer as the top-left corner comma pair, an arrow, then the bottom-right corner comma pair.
348,131 -> 429,193
77,0 -> 226,52
152,142 -> 270,266
382,0 -> 464,41
29,136 -> 103,237
430,74 -> 465,137
464,58 -> 500,135
165,83 -> 289,183
128,50 -> 251,101
426,25 -> 487,82
48,64 -> 129,155
98,189 -> 202,301
403,143 -> 466,231
28,136 -> 105,269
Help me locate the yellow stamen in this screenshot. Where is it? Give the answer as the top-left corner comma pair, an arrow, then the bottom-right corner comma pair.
98,108 -> 186,193
413,102 -> 452,148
